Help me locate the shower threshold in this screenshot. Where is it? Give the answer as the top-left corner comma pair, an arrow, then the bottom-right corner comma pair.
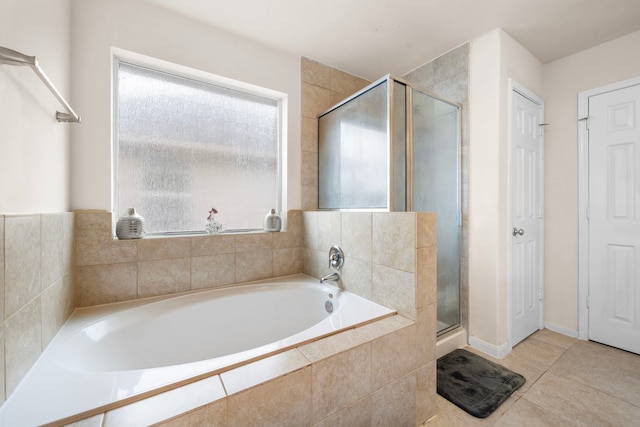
436,325 -> 467,359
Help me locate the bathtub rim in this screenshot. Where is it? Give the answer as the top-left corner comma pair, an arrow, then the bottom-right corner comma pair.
54,273 -> 346,345
1,274 -> 397,427
54,275 -> 387,373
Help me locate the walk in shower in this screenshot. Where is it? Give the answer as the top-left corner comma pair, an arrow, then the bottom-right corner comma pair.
318,75 -> 461,334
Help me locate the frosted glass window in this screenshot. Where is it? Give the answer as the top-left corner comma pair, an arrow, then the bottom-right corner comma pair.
115,60 -> 280,233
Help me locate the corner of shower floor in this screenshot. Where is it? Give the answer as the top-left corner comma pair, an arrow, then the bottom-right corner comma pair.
436,325 -> 467,359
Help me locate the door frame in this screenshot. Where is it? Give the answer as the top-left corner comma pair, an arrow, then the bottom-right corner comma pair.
507,79 -> 545,346
577,75 -> 640,340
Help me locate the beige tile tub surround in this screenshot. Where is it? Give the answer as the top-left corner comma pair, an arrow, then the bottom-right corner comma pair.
74,210 -> 303,307
304,210 -> 438,425
1,213 -> 75,404
303,211 -> 436,320
62,210 -> 438,426
73,210 -> 433,315
71,313 -> 432,427
104,376 -> 227,427
5,215 -> 41,318
5,209 -> 436,425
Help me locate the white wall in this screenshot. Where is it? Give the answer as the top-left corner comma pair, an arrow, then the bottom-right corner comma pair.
70,0 -> 302,212
468,29 -> 502,349
470,27 -> 640,350
542,29 -> 640,333
468,29 -> 543,356
0,0 -> 71,213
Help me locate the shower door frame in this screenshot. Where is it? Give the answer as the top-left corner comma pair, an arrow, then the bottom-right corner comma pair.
404,83 -> 463,335
317,75 -> 464,333
317,75 -> 398,212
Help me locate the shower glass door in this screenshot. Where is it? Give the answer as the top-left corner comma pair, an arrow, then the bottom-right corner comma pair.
318,81 -> 389,209
411,89 -> 461,333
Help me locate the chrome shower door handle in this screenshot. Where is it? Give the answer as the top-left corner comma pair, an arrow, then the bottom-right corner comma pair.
512,227 -> 524,236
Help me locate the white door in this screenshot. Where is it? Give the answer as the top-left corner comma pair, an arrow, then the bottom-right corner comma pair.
588,84 -> 640,355
510,86 -> 544,346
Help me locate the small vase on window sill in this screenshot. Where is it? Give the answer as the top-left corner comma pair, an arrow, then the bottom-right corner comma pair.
205,207 -> 224,234
263,208 -> 281,232
116,208 -> 145,239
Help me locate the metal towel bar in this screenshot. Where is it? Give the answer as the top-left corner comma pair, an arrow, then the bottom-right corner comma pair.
0,46 -> 81,123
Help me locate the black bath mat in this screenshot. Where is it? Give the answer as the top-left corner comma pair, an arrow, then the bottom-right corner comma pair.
437,348 -> 525,418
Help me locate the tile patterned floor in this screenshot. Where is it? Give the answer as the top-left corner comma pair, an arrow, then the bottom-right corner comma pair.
425,329 -> 640,426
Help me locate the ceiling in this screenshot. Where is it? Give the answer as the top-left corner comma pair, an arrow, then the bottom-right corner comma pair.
145,0 -> 640,81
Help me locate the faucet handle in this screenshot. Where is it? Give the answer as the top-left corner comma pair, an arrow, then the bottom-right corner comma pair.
328,245 -> 344,270
329,253 -> 337,268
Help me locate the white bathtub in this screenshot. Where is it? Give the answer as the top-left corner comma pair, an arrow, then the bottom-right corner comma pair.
0,274 -> 394,427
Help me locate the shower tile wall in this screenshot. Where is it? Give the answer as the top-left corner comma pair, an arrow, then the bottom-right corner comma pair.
0,213 -> 75,403
404,43 -> 470,330
302,210 -> 438,424
298,57 -> 440,424
73,210 -> 304,307
300,57 -> 371,210
303,211 -> 436,321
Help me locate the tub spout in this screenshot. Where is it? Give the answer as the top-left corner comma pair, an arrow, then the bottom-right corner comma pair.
320,272 -> 340,285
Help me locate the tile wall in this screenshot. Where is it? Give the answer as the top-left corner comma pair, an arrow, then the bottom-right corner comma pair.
302,211 -> 437,321
301,210 -> 439,423
69,316 -> 432,427
74,210 -> 303,307
66,211 -> 438,427
0,213 -> 75,402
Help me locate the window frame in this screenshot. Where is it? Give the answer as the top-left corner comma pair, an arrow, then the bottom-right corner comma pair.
111,48 -> 286,235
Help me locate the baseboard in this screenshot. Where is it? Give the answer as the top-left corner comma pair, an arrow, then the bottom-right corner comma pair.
468,335 -> 512,359
543,322 -> 579,338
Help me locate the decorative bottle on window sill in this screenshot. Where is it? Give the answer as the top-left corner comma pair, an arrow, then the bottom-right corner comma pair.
263,208 -> 281,232
116,208 -> 145,239
205,207 -> 224,234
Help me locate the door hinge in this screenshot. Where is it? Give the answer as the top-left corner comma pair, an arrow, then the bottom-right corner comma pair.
579,116 -> 590,130
539,208 -> 544,219
586,207 -> 590,219
538,123 -> 550,136
586,295 -> 590,309
539,288 -> 544,301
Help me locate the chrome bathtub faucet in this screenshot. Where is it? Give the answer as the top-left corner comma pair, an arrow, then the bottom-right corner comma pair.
321,245 -> 345,287
320,271 -> 340,284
